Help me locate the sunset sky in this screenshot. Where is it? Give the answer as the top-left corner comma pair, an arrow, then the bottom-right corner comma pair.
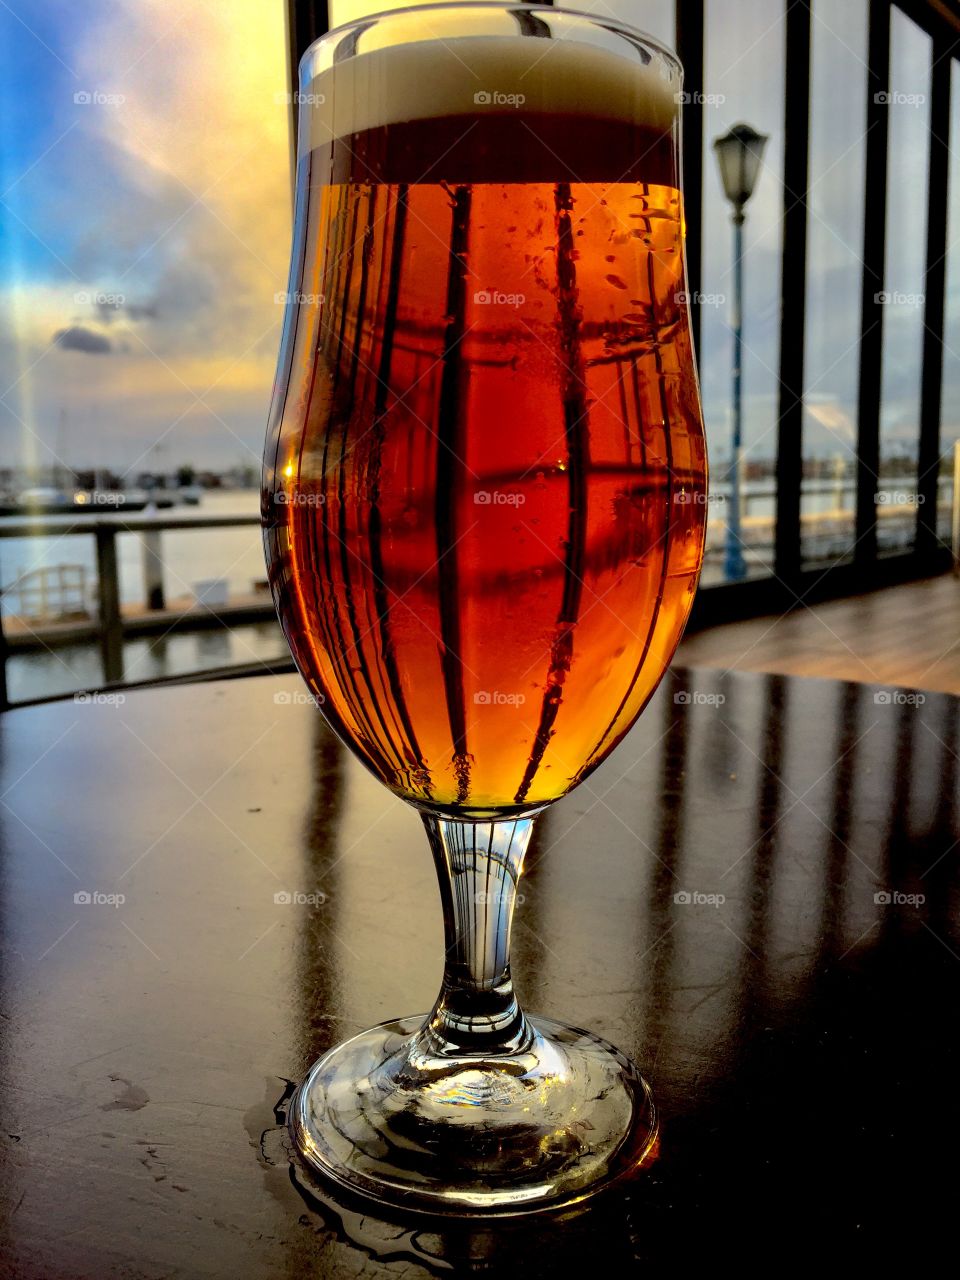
0,0 -> 956,477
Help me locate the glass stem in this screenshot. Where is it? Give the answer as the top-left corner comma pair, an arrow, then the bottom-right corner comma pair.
420,812 -> 538,1056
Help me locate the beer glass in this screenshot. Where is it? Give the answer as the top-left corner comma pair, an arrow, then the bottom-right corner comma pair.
263,2 -> 706,1215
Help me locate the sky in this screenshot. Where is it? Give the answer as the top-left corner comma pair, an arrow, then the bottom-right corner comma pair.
0,0 -> 292,477
0,0 -> 955,477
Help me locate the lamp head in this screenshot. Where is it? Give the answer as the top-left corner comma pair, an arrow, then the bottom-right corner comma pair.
713,123 -> 769,211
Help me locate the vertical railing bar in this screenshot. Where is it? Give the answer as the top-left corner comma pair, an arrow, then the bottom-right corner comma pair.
855,0 -> 892,568
774,0 -> 812,585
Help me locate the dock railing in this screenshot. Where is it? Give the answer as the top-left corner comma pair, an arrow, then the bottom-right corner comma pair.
0,512 -> 277,706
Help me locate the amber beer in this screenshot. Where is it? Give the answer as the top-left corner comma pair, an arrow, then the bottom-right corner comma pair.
263,33 -> 707,812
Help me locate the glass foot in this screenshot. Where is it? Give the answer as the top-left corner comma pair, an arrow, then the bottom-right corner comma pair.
290,1013 -> 658,1216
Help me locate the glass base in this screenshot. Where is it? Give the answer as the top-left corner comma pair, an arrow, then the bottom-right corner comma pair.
289,1013 -> 658,1216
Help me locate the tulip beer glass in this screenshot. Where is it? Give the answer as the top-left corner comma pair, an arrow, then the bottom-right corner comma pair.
263,2 -> 707,1215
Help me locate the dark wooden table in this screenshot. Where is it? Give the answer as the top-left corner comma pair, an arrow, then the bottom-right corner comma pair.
1,668 -> 958,1275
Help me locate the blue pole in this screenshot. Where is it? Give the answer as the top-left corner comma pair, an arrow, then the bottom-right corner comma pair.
725,208 -> 747,581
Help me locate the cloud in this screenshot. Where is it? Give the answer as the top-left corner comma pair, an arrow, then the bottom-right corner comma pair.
53,325 -> 113,354
95,298 -> 157,324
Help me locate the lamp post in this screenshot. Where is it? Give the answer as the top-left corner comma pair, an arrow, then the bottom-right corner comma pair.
713,122 -> 768,582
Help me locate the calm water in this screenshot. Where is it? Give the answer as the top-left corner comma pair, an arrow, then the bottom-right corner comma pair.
0,489 -> 266,615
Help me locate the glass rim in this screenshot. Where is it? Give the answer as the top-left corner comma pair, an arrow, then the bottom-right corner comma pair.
299,2 -> 682,79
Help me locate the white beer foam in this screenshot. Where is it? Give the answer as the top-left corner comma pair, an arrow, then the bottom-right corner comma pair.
300,33 -> 679,152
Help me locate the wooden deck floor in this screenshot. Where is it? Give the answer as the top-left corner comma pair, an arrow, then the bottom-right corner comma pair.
677,573 -> 960,695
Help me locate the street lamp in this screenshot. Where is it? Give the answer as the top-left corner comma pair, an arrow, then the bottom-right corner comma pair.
713,122 -> 768,581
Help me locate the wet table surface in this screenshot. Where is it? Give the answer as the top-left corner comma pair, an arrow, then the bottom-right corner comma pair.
1,667 -> 958,1275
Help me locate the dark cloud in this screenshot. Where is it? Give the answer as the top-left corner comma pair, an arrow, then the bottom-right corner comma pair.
53,326 -> 113,354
